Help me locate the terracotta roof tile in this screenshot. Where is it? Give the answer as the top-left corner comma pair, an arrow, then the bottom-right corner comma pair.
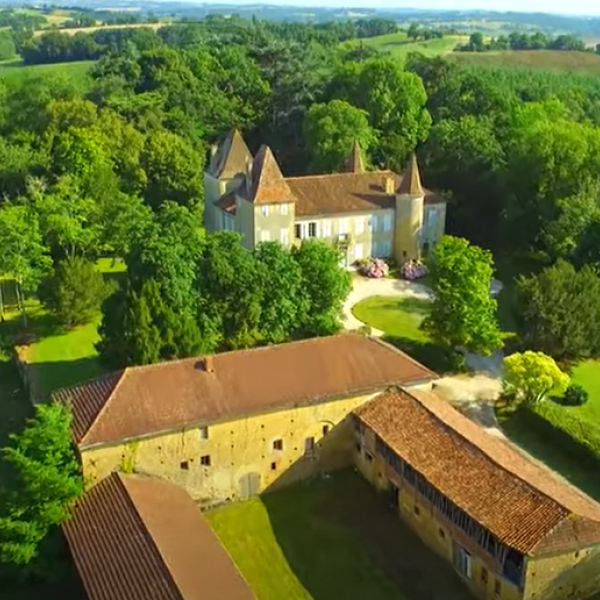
354,388 -> 600,555
210,129 -> 253,179
346,141 -> 365,173
396,154 -> 424,196
63,473 -> 256,600
242,145 -> 296,205
55,334 -> 436,448
287,171 -> 442,217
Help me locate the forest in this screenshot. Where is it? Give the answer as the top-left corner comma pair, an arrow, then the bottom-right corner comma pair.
2,12 -> 600,596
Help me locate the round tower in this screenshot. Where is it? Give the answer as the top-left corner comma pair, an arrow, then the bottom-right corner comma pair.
394,154 -> 425,264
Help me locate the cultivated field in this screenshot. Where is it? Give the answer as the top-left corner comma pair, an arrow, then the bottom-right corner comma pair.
32,21 -> 166,38
452,49 -> 600,74
363,32 -> 468,60
208,470 -> 474,600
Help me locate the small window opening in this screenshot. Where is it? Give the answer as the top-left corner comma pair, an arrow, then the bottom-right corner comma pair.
305,437 -> 315,453
199,426 -> 209,440
322,425 -> 330,436
180,461 -> 189,470
271,462 -> 277,471
200,455 -> 211,467
273,439 -> 283,451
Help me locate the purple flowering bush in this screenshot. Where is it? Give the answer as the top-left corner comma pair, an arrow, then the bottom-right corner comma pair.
401,260 -> 427,281
358,258 -> 389,279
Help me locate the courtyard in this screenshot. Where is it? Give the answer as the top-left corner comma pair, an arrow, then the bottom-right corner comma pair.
208,469 -> 474,600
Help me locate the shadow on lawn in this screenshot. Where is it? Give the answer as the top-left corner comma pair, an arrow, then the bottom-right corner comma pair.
261,469 -> 472,600
33,357 -> 105,399
383,334 -> 452,374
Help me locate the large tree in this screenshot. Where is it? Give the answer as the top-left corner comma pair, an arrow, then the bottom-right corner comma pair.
304,99 -> 374,173
292,239 -> 352,336
515,259 -> 600,361
0,402 -> 83,568
423,235 -> 503,357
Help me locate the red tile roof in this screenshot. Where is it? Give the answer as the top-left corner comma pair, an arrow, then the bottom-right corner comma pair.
396,154 -> 424,196
286,171 -> 443,217
242,145 -> 296,205
210,129 -> 253,179
55,334 -> 436,449
354,388 -> 600,556
63,473 -> 256,600
346,140 -> 366,173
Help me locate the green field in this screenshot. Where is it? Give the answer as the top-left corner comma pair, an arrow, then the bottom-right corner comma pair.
363,32 -> 468,59
452,50 -> 600,74
0,59 -> 94,90
208,470 -> 473,600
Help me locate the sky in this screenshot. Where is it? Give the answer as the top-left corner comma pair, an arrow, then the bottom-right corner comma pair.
216,0 -> 600,17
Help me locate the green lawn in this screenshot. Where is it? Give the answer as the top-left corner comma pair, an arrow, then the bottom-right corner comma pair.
0,60 -> 94,91
207,470 -> 472,600
351,295 -> 449,372
363,33 -> 468,60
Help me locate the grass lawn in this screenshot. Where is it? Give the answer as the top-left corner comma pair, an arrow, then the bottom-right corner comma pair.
363,33 -> 467,60
207,470 -> 473,600
0,60 -> 94,91
351,295 -> 449,373
451,50 -> 600,75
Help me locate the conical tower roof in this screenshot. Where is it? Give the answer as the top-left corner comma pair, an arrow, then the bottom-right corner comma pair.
346,140 -> 365,173
245,145 -> 295,205
212,128 -> 253,179
396,154 -> 424,196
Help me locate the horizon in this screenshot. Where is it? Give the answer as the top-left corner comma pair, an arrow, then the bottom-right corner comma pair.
198,0 -> 600,18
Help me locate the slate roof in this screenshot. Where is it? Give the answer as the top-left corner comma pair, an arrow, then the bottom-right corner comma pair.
354,388 -> 600,556
55,334 -> 436,449
63,473 -> 256,600
210,129 -> 253,180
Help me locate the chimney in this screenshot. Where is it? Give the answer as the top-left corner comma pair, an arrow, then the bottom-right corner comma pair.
383,176 -> 395,195
204,356 -> 215,373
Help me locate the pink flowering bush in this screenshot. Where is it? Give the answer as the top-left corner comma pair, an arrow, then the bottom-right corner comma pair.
401,260 -> 427,281
358,258 -> 389,279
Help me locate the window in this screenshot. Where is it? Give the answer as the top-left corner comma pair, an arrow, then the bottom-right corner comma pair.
494,579 -> 501,596
295,223 -> 302,239
199,426 -> 209,440
355,218 -> 365,235
271,462 -> 277,471
338,219 -> 348,234
273,439 -> 283,451
371,215 -> 379,232
383,215 -> 392,232
381,240 -> 391,257
305,437 -> 315,453
260,230 -> 270,242
322,425 -> 330,436
321,220 -> 331,237
280,229 -> 290,245
354,243 -> 364,261
200,455 -> 211,467
413,505 -> 420,515
180,461 -> 189,470
308,222 -> 317,237
481,568 -> 489,585
281,203 -> 288,215
261,205 -> 269,217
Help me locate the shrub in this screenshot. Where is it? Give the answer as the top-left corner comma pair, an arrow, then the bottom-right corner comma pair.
357,324 -> 372,336
561,383 -> 589,406
401,259 -> 427,281
358,258 -> 389,278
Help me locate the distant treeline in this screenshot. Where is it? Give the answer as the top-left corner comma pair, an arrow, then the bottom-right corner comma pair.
18,16 -> 401,65
455,31 -> 592,53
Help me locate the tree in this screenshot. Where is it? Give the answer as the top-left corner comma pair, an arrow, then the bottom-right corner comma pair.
38,257 -> 115,327
0,203 -> 51,320
423,236 -> 503,356
140,130 -> 205,213
293,239 -> 352,336
503,351 -> 570,404
304,99 -> 375,173
254,241 -> 309,343
515,260 -> 600,361
0,402 -> 83,567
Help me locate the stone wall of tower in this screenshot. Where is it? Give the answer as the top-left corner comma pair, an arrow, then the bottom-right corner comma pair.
394,192 -> 424,264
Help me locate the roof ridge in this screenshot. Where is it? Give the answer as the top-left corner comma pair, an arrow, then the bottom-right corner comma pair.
115,474 -> 184,600
80,369 -> 129,446
285,170 -> 396,182
403,389 -> 583,519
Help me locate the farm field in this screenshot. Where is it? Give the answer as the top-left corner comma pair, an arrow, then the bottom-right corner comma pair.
451,49 -> 600,74
0,59 -> 94,89
207,469 -> 473,600
363,32 -> 468,60
32,21 -> 167,37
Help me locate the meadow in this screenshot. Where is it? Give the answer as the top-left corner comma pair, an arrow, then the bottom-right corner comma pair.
0,59 -> 94,89
362,32 -> 468,60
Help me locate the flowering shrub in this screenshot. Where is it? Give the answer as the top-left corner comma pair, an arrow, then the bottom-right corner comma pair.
401,260 -> 427,281
358,258 -> 389,279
